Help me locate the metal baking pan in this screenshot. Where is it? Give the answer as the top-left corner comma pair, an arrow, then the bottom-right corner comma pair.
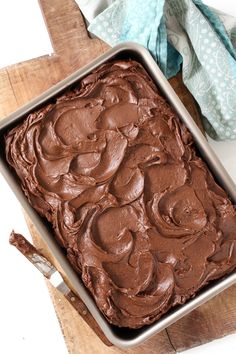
0,42 -> 236,348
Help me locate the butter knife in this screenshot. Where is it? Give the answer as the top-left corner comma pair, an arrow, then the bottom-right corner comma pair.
9,231 -> 111,346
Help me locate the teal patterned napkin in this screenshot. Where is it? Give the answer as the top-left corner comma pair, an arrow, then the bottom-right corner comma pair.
87,0 -> 236,140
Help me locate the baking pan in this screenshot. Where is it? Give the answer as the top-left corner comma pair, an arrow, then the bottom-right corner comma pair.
0,42 -> 236,348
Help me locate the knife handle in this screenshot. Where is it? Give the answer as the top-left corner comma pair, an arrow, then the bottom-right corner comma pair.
65,290 -> 112,346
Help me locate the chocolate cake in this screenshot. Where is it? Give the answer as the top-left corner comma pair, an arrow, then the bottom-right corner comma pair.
5,60 -> 236,328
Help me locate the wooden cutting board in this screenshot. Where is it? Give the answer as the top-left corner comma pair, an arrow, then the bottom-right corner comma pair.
1,1 -> 236,353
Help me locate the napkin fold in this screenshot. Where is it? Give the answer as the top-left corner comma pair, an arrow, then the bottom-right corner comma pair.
78,0 -> 236,140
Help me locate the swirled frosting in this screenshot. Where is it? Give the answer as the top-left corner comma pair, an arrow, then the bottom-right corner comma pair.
6,60 -> 236,328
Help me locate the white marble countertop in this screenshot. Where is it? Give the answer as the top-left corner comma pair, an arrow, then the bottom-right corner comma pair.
0,1 -> 236,353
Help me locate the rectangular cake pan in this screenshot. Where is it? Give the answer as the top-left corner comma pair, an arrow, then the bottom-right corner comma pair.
0,42 -> 236,348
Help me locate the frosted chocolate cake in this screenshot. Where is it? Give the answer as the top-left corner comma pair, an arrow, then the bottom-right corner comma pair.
5,60 -> 236,328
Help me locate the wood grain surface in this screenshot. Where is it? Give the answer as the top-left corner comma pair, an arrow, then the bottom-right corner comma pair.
1,0 -> 236,353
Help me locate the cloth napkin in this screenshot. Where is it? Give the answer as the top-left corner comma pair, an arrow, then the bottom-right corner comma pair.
77,0 -> 236,141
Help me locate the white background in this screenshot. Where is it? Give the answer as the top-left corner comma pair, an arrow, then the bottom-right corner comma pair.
0,1 -> 236,353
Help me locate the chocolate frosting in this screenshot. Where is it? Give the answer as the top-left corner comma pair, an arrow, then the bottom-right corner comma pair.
9,231 -> 36,256
6,60 -> 236,328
